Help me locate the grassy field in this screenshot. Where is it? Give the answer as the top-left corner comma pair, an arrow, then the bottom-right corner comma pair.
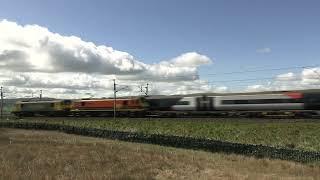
6,117 -> 320,152
0,128 -> 319,179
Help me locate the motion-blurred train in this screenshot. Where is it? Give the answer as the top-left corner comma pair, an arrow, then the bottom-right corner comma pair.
11,90 -> 320,118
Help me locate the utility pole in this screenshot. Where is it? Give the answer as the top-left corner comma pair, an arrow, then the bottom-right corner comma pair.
0,87 -> 3,120
39,90 -> 42,100
113,79 -> 116,120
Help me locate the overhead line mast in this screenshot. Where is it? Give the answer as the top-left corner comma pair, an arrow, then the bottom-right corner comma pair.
140,83 -> 149,96
0,87 -> 3,120
145,83 -> 149,96
113,79 -> 129,120
113,79 -> 116,120
40,90 -> 42,100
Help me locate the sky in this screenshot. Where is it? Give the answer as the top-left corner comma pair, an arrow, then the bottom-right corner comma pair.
0,0 -> 320,98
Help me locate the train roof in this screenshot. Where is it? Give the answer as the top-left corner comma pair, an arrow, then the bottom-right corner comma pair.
175,89 -> 320,97
16,100 -> 68,104
11,89 -> 320,102
74,98 -> 141,102
141,89 -> 320,99
145,95 -> 183,99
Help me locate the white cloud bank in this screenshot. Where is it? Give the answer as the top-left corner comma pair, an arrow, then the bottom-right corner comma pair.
245,68 -> 320,92
0,19 -> 214,98
0,20 -> 211,77
0,19 -> 318,99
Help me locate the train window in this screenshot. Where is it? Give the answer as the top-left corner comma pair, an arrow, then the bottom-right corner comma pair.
176,101 -> 190,105
50,103 -> 54,107
307,98 -> 320,103
123,101 -> 128,106
305,94 -> 320,103
236,100 -> 249,104
81,102 -> 85,106
222,98 -> 303,105
222,100 -> 234,104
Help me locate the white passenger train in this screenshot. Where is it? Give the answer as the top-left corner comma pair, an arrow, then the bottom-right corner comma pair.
164,91 -> 320,117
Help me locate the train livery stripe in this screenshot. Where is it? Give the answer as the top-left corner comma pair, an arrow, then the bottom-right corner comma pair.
284,92 -> 303,99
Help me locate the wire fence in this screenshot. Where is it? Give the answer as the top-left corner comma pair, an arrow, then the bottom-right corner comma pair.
0,121 -> 319,163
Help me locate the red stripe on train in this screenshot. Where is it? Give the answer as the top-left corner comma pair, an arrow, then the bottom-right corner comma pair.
284,92 -> 303,99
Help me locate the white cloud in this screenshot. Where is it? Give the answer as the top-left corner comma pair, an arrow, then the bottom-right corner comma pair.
302,68 -> 320,80
0,19 -> 217,98
169,52 -> 212,67
0,20 -> 145,74
244,68 -> 320,92
0,20 -> 212,77
256,47 -> 271,54
275,72 -> 298,81
213,86 -> 228,93
2,20 -> 317,98
246,85 -> 268,92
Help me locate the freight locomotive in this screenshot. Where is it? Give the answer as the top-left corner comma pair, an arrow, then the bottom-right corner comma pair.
71,98 -> 147,117
11,90 -> 320,118
12,100 -> 72,117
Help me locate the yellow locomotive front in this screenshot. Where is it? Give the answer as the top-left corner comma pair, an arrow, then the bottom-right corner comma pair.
12,100 -> 72,117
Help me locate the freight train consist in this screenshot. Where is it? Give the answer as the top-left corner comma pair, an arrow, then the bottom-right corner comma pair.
11,91 -> 320,118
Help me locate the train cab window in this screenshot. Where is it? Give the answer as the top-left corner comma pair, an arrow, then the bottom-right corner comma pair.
64,100 -> 71,105
176,101 -> 190,105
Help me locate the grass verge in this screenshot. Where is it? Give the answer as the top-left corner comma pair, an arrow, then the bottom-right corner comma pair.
0,128 -> 319,179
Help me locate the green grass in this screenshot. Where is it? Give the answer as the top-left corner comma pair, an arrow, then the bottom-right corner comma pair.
5,117 -> 320,152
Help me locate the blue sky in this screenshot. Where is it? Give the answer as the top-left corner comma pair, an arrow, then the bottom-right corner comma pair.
1,0 -> 320,94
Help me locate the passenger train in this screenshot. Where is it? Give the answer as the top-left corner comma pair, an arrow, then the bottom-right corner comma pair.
12,90 -> 320,118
